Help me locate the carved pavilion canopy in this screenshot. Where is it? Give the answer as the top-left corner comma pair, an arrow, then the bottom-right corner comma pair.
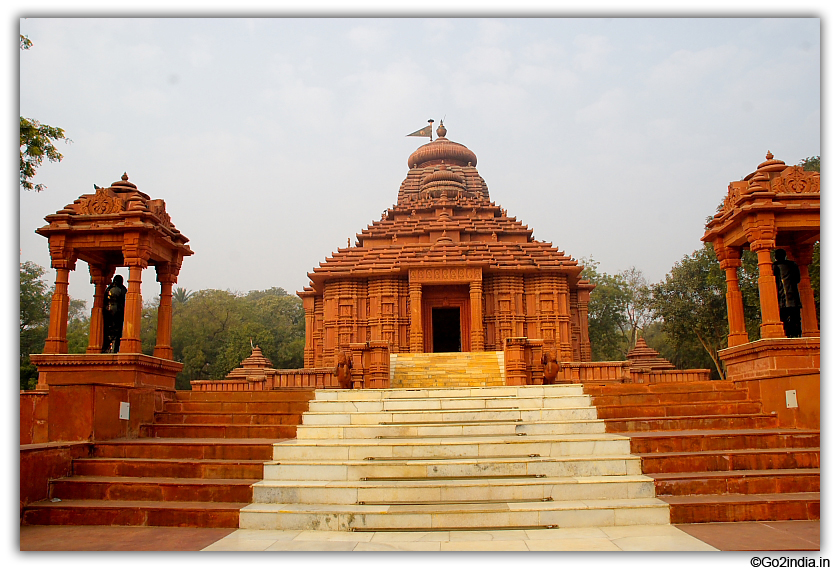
36,173 -> 193,269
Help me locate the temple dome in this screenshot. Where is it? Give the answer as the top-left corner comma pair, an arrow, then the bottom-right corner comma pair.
407,124 -> 478,169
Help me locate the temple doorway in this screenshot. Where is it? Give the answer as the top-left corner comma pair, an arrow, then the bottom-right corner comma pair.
422,285 -> 471,353
432,307 -> 461,352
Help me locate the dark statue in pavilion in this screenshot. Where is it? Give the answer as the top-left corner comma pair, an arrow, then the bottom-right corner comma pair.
102,275 -> 127,353
773,249 -> 802,338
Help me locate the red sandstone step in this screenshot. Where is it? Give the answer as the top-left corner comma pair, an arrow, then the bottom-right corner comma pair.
172,389 -> 315,402
72,457 -> 266,479
606,414 -> 778,432
625,430 -> 820,454
589,389 -> 750,406
153,412 -> 303,425
639,448 -> 821,473
650,469 -> 821,496
163,401 -> 310,413
49,476 -> 255,503
661,493 -> 820,524
595,401 -> 763,419
21,499 -> 245,528
583,381 -> 738,395
141,424 -> 298,439
92,438 -> 279,461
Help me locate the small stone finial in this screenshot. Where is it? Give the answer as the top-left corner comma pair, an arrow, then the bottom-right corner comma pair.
766,151 -> 774,160
436,121 -> 447,138
347,238 -> 351,247
122,173 -> 129,181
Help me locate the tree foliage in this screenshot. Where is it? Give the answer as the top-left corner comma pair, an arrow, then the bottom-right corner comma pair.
20,35 -> 68,192
580,259 -> 653,361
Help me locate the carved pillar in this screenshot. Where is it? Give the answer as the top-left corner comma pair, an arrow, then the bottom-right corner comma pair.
86,264 -> 115,353
302,295 -> 316,367
751,240 -> 785,339
792,243 -> 819,337
120,262 -> 147,354
43,258 -> 75,354
153,263 -> 177,360
715,243 -> 749,347
577,286 -> 592,361
409,281 -> 423,352
469,280 -> 484,351
557,276 -> 573,361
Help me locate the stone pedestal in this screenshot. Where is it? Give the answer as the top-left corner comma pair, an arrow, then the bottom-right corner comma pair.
30,353 -> 182,390
28,354 -> 181,442
720,338 -> 819,429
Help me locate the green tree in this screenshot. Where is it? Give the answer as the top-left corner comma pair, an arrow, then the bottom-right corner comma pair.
20,262 -> 51,389
168,287 -> 305,389
651,243 -> 732,378
581,258 -> 631,361
20,35 -> 69,192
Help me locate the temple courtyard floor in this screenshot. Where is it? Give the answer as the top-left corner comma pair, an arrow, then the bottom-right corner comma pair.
19,520 -> 819,551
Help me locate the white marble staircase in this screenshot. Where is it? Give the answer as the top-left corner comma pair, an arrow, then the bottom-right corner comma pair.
240,385 -> 670,532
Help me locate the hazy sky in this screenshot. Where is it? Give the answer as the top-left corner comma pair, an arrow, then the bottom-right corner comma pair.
18,17 -> 820,307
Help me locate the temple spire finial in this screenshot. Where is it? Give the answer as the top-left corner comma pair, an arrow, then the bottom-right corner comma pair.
436,120 -> 447,139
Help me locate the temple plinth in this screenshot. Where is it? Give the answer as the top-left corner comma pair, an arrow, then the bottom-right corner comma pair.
298,123 -> 595,376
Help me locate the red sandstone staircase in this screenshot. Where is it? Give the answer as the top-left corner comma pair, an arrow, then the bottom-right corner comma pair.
583,381 -> 820,523
21,389 -> 315,528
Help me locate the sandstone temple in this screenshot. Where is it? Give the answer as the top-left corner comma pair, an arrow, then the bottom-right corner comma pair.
20,126 -> 819,544
299,121 -> 594,368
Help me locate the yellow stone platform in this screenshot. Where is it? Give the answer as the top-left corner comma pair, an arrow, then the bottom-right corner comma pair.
390,351 -> 505,388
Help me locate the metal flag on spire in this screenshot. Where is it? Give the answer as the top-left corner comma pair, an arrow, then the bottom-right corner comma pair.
406,119 -> 435,141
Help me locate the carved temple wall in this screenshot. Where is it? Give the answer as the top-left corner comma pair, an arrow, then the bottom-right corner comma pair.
303,270 -> 592,368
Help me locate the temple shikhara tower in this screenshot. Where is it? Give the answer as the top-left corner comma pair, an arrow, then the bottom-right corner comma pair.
298,122 -> 594,368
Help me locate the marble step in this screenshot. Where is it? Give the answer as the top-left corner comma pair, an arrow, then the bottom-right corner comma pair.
307,395 -> 592,412
314,385 -> 585,401
296,418 -> 607,439
262,455 -> 642,480
251,475 -> 656,504
272,433 -> 631,460
239,497 -> 670,531
301,406 -> 599,425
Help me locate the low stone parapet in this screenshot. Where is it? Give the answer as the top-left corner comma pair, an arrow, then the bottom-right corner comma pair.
557,361 -> 630,383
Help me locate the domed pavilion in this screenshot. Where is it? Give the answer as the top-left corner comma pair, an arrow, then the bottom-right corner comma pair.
298,122 -> 595,369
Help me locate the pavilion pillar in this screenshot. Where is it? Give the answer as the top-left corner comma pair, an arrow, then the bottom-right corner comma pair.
716,243 -> 750,347
792,244 -> 819,338
469,280 -> 484,351
86,264 -> 115,353
409,281 -> 423,352
43,258 -> 75,354
153,263 -> 177,360
750,240 -> 785,339
120,261 -> 147,354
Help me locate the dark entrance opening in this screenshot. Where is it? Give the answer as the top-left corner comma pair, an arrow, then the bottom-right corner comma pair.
432,307 -> 461,352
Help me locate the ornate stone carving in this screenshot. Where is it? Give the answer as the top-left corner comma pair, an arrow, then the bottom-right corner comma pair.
772,166 -> 820,195
79,186 -> 124,215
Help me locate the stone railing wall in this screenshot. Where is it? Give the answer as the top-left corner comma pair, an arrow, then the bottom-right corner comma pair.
191,368 -> 337,391
635,369 -> 711,384
275,368 -> 338,389
557,361 -> 631,383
